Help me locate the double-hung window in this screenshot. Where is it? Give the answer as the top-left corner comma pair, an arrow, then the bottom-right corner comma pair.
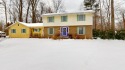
61,16 -> 68,22
11,29 -> 16,33
48,17 -> 54,22
77,27 -> 85,35
21,29 -> 26,33
77,14 -> 85,21
48,28 -> 54,35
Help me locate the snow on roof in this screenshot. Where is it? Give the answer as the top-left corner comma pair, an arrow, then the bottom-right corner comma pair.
19,22 -> 43,27
0,31 -> 5,33
42,10 -> 94,16
5,22 -> 43,29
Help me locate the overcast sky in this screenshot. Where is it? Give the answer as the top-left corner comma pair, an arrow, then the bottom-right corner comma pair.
0,0 -> 124,22
45,0 -> 83,12
61,0 -> 83,11
0,0 -> 83,22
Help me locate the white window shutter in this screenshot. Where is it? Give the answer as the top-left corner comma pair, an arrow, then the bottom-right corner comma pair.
77,27 -> 79,34
83,27 -> 86,34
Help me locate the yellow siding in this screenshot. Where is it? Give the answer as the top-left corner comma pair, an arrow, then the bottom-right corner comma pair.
9,22 -> 30,38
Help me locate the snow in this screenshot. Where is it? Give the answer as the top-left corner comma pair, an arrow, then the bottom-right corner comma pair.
0,31 -> 5,33
6,22 -> 43,29
0,38 -> 125,70
18,22 -> 43,27
42,10 -> 94,16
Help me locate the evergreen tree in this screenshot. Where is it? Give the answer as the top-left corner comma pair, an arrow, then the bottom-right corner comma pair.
84,0 -> 97,10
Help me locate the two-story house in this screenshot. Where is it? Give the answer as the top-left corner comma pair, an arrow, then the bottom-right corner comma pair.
42,10 -> 94,39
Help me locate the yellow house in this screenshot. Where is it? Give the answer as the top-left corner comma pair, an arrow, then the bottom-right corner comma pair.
8,22 -> 43,38
42,10 -> 94,39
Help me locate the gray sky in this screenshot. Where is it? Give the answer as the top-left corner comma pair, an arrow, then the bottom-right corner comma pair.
64,0 -> 83,11
0,0 -> 124,23
45,0 -> 83,12
0,0 -> 83,22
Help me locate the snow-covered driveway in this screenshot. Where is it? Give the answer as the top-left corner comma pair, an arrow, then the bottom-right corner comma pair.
0,38 -> 125,70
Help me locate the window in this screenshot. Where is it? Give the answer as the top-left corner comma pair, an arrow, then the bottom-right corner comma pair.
21,29 -> 26,33
77,14 -> 85,21
33,28 -> 40,32
77,27 -> 85,35
48,28 -> 54,35
48,17 -> 54,22
11,29 -> 16,33
61,16 -> 67,22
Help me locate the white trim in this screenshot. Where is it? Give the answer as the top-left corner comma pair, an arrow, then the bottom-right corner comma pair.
44,23 -> 92,27
60,27 -> 69,36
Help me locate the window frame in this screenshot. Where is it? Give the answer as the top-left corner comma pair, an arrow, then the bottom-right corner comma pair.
61,16 -> 68,22
11,29 -> 16,33
48,28 -> 54,35
77,27 -> 85,35
48,16 -> 54,23
77,14 -> 86,21
33,28 -> 40,32
21,29 -> 26,33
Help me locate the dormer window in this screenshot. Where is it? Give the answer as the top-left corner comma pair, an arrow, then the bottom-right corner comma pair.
48,16 -> 54,22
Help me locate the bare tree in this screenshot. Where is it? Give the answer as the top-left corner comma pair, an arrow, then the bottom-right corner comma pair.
19,0 -> 23,22
52,0 -> 65,13
1,0 -> 7,24
25,0 -> 31,23
111,0 -> 115,33
30,0 -> 39,23
10,0 -> 23,22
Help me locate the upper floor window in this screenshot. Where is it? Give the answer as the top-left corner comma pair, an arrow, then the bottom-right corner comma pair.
77,14 -> 86,21
11,29 -> 16,33
48,16 -> 54,22
61,16 -> 68,22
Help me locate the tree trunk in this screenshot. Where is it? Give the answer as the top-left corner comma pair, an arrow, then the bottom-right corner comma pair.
19,0 -> 23,22
5,4 -> 7,25
26,1 -> 31,23
122,13 -> 125,30
111,0 -> 115,32
99,0 -> 103,31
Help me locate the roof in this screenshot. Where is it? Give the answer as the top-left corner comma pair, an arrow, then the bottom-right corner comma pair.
18,22 -> 43,27
42,10 -> 94,16
6,22 -> 43,29
0,31 -> 5,33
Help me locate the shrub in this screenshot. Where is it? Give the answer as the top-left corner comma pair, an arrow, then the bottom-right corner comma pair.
93,29 -> 100,38
115,30 -> 125,40
68,34 -> 73,39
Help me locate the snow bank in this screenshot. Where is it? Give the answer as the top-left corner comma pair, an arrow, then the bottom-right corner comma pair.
0,38 -> 125,70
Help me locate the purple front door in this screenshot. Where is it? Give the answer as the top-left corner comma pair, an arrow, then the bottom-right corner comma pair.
61,27 -> 68,36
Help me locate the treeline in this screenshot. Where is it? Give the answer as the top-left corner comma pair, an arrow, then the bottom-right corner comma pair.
82,0 -> 125,40
1,0 -> 65,24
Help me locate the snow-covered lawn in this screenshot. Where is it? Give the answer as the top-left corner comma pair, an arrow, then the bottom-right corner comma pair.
0,38 -> 125,70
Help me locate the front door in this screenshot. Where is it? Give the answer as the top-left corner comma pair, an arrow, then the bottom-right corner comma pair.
61,27 -> 68,36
